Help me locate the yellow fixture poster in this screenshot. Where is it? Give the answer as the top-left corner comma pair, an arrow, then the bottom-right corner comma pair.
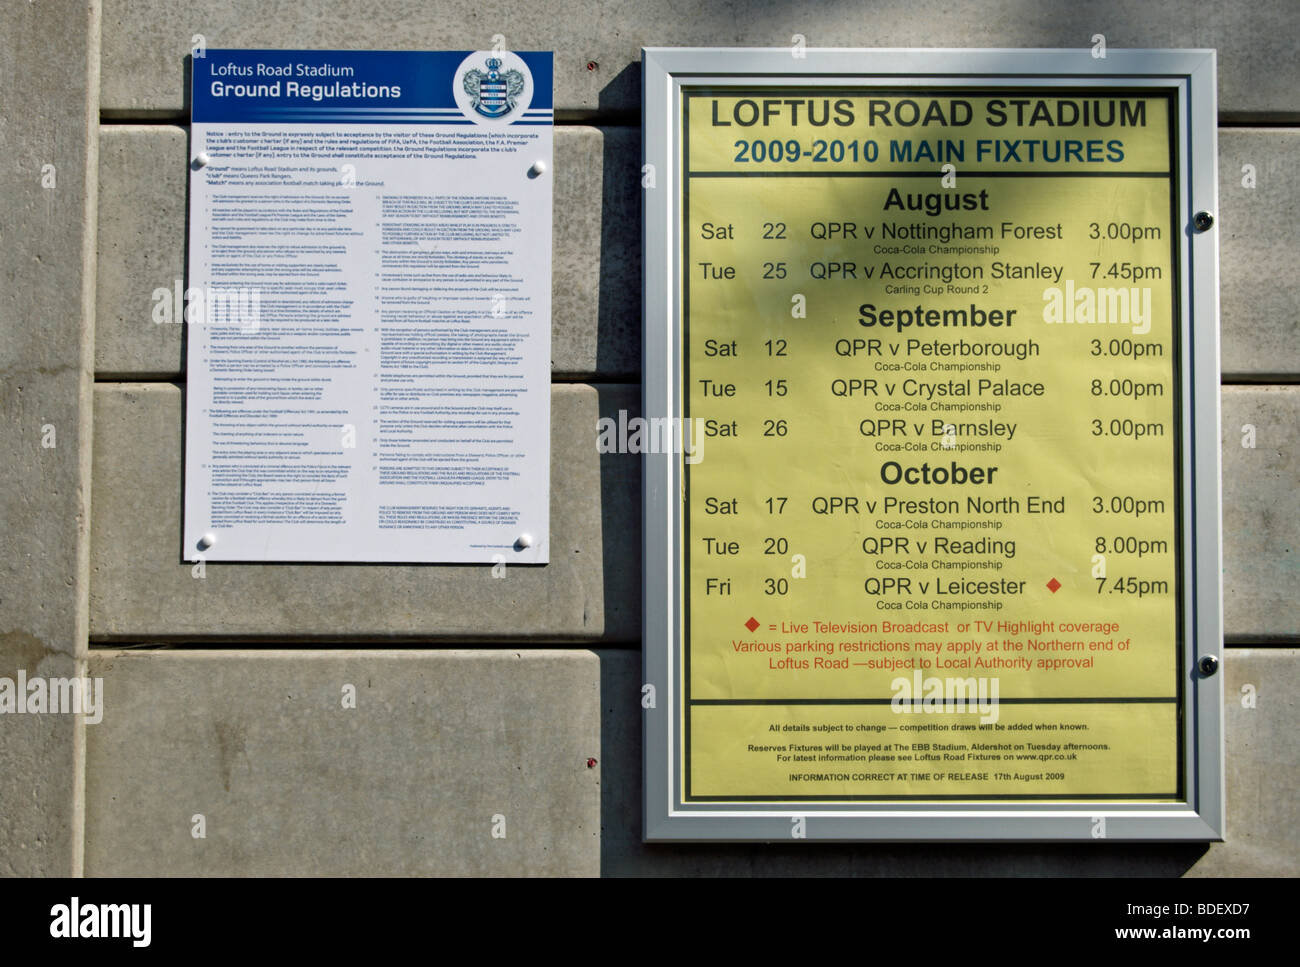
680,90 -> 1182,802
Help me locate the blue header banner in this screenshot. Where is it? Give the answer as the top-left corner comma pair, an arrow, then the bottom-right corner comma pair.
191,49 -> 554,124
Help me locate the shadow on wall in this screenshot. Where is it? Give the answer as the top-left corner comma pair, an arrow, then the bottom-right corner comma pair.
597,61 -> 639,119
597,66 -> 644,378
594,66 -> 646,640
596,387 -> 643,641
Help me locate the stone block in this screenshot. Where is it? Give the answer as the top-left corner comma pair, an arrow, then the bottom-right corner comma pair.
84,649 -> 603,875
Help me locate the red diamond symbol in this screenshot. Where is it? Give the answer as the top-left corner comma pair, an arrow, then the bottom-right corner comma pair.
1046,578 -> 1062,593
744,617 -> 760,632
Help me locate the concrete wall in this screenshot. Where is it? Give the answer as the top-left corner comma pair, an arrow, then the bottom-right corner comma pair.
2,0 -> 1295,876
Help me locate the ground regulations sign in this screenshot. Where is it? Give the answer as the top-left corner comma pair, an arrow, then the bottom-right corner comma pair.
184,50 -> 553,563
642,48 -> 1224,840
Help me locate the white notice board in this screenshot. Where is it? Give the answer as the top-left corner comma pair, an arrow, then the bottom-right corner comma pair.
184,49 -> 553,563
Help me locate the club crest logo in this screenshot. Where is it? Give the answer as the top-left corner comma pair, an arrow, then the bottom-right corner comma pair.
462,56 -> 525,119
454,50 -> 534,127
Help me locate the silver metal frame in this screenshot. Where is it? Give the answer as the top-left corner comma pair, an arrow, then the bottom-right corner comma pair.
642,48 -> 1222,841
